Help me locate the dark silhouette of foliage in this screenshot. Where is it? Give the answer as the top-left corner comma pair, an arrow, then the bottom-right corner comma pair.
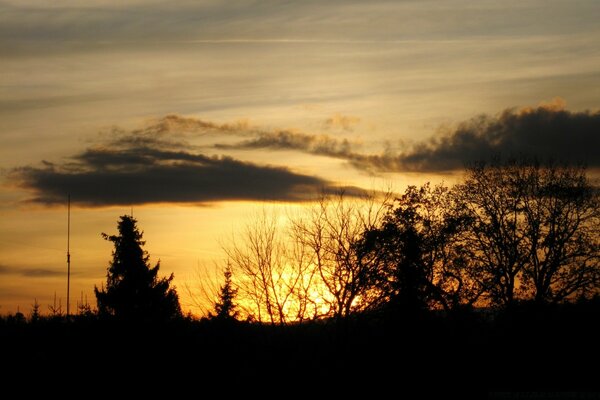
455,158 -> 600,306
94,215 -> 181,321
211,265 -> 239,320
13,310 -> 26,324
77,293 -> 94,318
518,162 -> 599,302
47,292 -> 62,317
357,184 -> 485,314
30,299 -> 41,323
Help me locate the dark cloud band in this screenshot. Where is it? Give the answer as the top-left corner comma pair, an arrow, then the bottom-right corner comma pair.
0,264 -> 63,278
393,105 -> 600,171
10,103 -> 599,205
219,104 -> 600,173
11,136 -> 364,207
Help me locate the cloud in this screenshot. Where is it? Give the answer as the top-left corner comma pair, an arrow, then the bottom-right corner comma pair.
101,114 -> 251,148
323,113 -> 361,131
10,127 -> 364,206
215,127 -> 391,174
216,129 -> 355,158
3,1 -> 597,51
218,101 -> 600,173
390,101 -> 600,171
15,100 -> 596,204
0,264 -> 63,278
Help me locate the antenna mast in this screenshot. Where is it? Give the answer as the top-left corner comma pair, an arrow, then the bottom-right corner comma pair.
66,194 -> 71,318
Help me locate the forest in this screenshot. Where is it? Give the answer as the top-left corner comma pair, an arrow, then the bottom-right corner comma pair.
2,158 -> 599,396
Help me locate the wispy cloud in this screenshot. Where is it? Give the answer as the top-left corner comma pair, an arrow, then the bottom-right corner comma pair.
2,1 -> 598,48
323,113 -> 361,132
97,114 -> 251,151
12,101 -> 598,204
215,100 -> 600,173
0,264 -> 63,278
10,124 -> 364,206
215,129 -> 355,157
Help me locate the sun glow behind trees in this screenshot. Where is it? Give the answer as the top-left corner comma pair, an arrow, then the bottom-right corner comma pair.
190,192 -> 390,322
192,160 -> 599,323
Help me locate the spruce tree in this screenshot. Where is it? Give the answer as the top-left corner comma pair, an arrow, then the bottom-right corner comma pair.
95,215 -> 181,321
212,265 -> 238,320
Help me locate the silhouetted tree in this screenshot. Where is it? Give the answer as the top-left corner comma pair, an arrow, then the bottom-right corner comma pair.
10,310 -> 26,324
48,292 -> 62,317
225,193 -> 390,324
290,191 -> 390,321
455,158 -> 600,306
211,265 -> 239,320
357,184 -> 485,314
77,293 -> 94,317
519,162 -> 599,302
225,209 -> 304,325
30,299 -> 41,323
94,215 -> 181,321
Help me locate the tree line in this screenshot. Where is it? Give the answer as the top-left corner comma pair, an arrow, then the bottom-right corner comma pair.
4,157 -> 597,324
217,158 -> 599,324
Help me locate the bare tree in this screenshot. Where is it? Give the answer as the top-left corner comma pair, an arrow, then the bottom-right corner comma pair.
456,158 -> 600,306
284,230 -> 322,321
219,192 -> 390,324
518,162 -> 599,302
454,159 -> 532,306
224,209 -> 308,325
185,262 -> 226,318
290,191 -> 391,321
421,184 -> 488,310
48,292 -> 63,317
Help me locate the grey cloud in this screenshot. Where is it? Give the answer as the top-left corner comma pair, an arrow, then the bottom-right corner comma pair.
216,129 -> 355,158
11,127 -> 364,206
391,105 -> 600,172
219,105 -> 600,173
0,264 -> 63,278
15,103 -> 596,204
214,128 -> 408,174
101,115 -> 253,150
323,113 -> 361,132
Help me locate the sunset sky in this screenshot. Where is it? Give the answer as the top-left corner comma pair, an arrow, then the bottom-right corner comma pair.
1,0 -> 600,315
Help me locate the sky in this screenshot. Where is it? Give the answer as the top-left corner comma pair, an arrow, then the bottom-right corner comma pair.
1,0 -> 600,315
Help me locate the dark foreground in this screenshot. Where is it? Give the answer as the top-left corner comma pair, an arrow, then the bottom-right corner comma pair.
2,302 -> 599,398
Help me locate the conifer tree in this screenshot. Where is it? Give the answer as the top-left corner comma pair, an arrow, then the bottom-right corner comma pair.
212,265 -> 238,320
95,215 -> 181,321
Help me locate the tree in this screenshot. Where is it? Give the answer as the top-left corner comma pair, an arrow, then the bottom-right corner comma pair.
225,209 -> 306,325
517,162 -> 599,302
455,159 -> 533,306
456,158 -> 600,306
290,192 -> 390,321
211,265 -> 239,320
48,292 -> 62,317
225,193 -> 390,324
30,299 -> 41,323
77,293 -> 94,318
95,215 -> 181,321
357,184 -> 485,314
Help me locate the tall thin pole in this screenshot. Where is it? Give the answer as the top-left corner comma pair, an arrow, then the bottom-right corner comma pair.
66,194 -> 71,318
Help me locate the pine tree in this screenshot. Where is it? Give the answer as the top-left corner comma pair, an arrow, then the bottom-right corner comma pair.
30,299 -> 41,323
94,215 -> 181,321
212,265 -> 238,320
